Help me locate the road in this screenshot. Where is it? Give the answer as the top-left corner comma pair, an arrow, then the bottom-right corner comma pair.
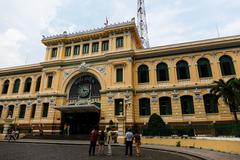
0,142 -> 203,160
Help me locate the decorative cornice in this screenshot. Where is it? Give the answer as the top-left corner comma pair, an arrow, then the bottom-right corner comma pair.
135,35 -> 240,60
0,64 -> 43,77
42,20 -> 135,41
135,84 -> 215,93
41,19 -> 143,48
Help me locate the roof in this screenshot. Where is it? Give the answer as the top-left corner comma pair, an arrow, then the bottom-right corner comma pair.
41,18 -> 143,48
135,34 -> 240,59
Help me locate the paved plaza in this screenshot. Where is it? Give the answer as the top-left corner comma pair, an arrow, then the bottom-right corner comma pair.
0,142 -> 201,160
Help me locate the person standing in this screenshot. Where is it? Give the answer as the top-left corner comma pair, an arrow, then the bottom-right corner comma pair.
106,127 -> 112,156
63,123 -> 67,135
98,130 -> 105,155
67,124 -> 70,136
134,130 -> 141,157
125,129 -> 134,156
39,124 -> 43,136
89,126 -> 99,156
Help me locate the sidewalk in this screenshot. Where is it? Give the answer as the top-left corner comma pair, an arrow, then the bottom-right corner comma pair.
1,139 -> 240,160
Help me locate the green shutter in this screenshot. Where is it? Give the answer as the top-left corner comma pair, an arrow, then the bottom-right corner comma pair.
116,68 -> 123,82
42,103 -> 49,117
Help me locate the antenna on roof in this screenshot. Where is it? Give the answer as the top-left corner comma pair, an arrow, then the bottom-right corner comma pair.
137,0 -> 150,48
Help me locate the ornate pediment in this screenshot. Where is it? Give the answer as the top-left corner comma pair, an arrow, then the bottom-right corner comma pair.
77,62 -> 90,73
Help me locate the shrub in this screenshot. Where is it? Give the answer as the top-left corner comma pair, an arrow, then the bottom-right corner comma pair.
176,141 -> 181,147
145,113 -> 171,136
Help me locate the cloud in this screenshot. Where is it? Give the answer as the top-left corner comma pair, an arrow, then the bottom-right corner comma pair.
0,0 -> 240,67
0,28 -> 26,65
0,0 -> 65,67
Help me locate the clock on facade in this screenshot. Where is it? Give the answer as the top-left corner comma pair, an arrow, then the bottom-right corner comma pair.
79,84 -> 90,98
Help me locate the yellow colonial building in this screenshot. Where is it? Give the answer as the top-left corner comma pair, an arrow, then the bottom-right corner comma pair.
0,19 -> 239,136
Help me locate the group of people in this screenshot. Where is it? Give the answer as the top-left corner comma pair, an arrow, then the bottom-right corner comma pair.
89,126 -> 141,157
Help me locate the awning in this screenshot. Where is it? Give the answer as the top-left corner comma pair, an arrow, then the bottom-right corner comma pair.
54,104 -> 100,113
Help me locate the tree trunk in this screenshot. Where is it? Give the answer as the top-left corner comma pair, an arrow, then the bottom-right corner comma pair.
233,111 -> 239,124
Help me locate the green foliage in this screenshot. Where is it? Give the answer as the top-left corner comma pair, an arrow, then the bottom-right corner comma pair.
145,113 -> 171,136
176,141 -> 181,147
148,113 -> 166,129
211,78 -> 240,123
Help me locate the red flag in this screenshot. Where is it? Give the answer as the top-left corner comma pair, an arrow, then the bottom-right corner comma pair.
104,17 -> 108,26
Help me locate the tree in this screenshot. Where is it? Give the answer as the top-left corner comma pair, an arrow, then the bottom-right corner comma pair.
211,78 -> 240,123
148,113 -> 166,129
146,113 -> 170,136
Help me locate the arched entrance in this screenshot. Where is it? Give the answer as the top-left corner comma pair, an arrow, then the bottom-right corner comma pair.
57,74 -> 101,135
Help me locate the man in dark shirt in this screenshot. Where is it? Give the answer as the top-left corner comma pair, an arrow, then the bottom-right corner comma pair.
89,126 -> 99,156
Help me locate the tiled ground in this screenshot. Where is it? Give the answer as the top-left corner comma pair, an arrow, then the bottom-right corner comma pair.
0,142 -> 200,160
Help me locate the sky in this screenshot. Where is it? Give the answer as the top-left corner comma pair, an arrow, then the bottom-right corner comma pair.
0,0 -> 240,68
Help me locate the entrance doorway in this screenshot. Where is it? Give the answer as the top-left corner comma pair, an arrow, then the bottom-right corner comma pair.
60,74 -> 102,135
62,112 -> 100,135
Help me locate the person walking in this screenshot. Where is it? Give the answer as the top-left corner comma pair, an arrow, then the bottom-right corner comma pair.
106,127 -> 112,156
89,126 -> 99,156
125,128 -> 134,156
134,130 -> 141,157
15,125 -> 20,139
8,128 -> 16,142
98,130 -> 105,155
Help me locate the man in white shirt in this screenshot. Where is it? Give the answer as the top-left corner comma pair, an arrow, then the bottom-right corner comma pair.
125,129 -> 133,156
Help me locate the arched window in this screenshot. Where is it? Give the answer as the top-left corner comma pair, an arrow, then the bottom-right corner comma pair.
13,79 -> 20,93
203,94 -> 218,113
7,105 -> 14,118
159,97 -> 172,115
138,65 -> 149,83
115,99 -> 124,115
35,76 -> 41,92
176,60 -> 190,80
156,63 -> 169,81
180,95 -> 194,114
197,58 -> 212,78
19,104 -> 26,119
219,55 -> 236,76
24,77 -> 32,92
2,80 -> 10,94
0,105 -> 3,118
31,104 -> 36,118
139,98 -> 151,116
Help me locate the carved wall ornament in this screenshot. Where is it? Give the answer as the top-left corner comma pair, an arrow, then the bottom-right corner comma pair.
27,100 -> 32,106
63,68 -> 75,82
151,91 -> 158,103
127,57 -> 133,62
95,66 -> 106,75
172,90 -> 179,100
77,62 -> 90,73
107,92 -> 114,104
194,88 -> 202,99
